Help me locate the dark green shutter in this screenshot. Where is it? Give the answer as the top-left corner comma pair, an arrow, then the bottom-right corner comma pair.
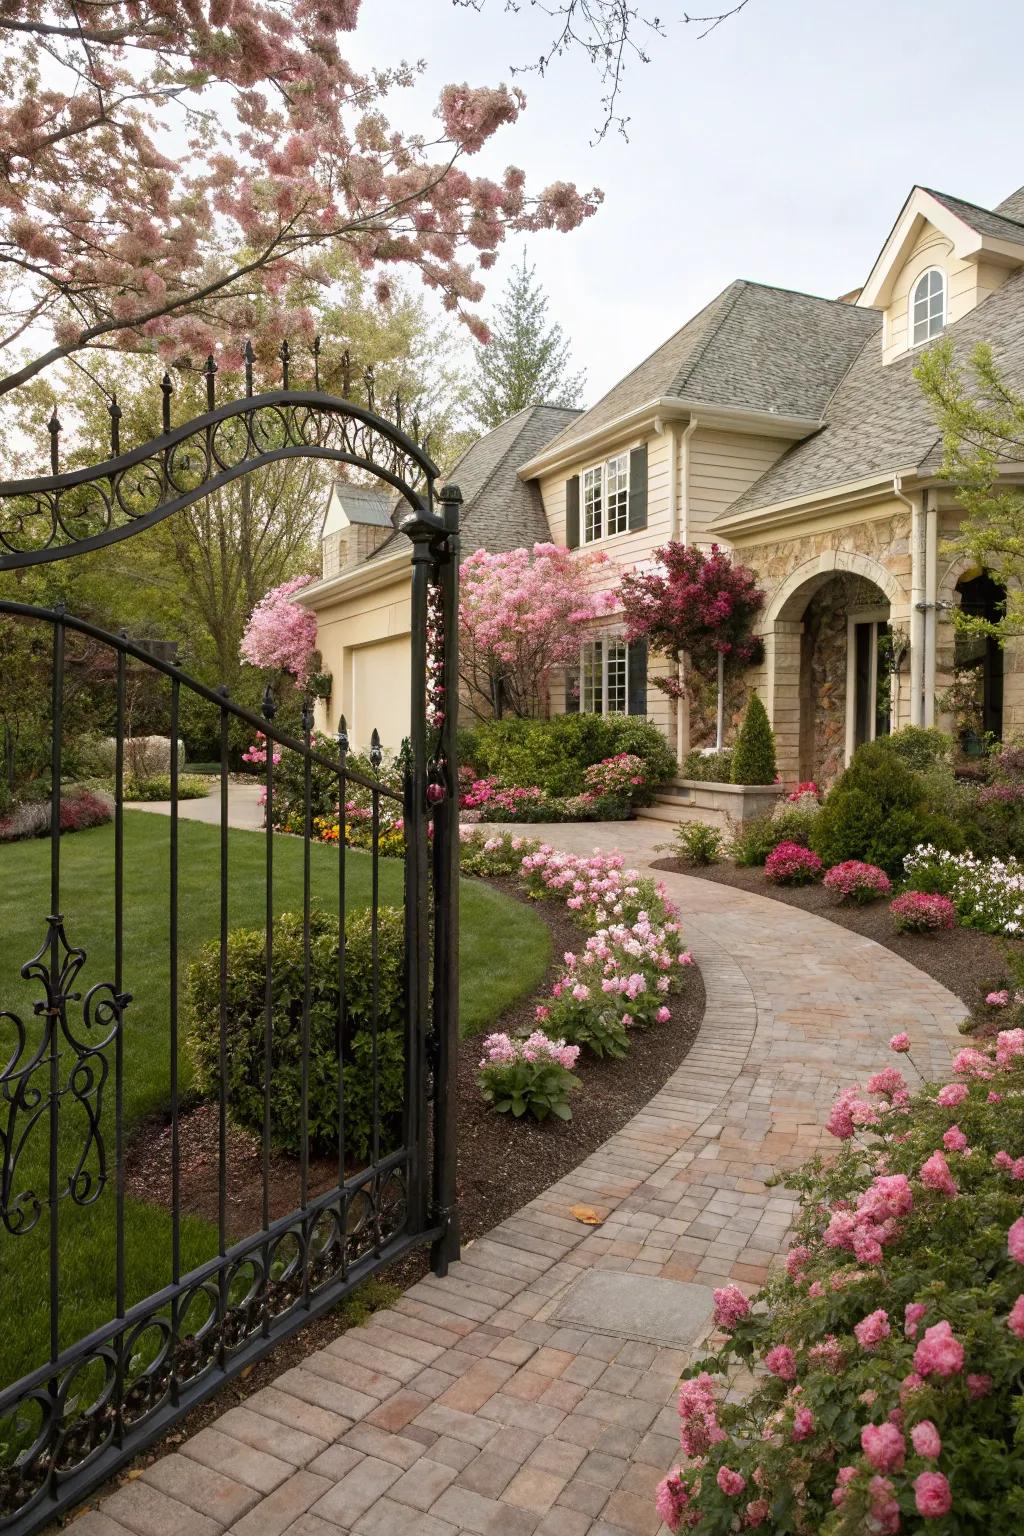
628,444 -> 648,531
628,639 -> 648,716
565,475 -> 580,549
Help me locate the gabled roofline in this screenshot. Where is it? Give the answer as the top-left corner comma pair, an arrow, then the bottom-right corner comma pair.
859,187 -> 1024,310
517,396 -> 820,480
295,545 -> 412,607
710,467 -> 923,535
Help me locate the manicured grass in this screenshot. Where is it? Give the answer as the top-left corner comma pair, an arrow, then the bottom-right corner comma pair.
0,811 -> 549,1396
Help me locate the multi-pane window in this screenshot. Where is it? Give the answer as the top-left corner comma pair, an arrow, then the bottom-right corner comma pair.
911,268 -> 945,346
580,638 -> 628,714
581,454 -> 629,542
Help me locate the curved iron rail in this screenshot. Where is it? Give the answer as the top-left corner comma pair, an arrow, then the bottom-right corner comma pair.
0,389 -> 443,569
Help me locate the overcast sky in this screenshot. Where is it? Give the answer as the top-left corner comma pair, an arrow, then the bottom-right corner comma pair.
351,0 -> 1024,405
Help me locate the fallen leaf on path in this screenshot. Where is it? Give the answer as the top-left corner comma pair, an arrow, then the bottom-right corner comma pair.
569,1204 -> 604,1225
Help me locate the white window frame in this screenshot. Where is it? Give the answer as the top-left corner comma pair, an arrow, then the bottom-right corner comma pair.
581,453 -> 630,544
580,636 -> 629,715
910,266 -> 946,348
844,607 -> 890,763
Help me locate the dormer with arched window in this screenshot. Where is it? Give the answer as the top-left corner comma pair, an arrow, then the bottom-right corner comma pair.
910,267 -> 946,346
857,187 -> 1024,363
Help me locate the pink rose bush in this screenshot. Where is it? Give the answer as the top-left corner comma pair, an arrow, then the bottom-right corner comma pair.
890,890 -> 957,934
823,860 -> 893,905
656,1029 -> 1024,1532
764,840 -> 824,886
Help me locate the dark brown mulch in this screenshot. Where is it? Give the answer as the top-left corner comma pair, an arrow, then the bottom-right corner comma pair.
107,877 -> 705,1494
653,856 -> 1023,1015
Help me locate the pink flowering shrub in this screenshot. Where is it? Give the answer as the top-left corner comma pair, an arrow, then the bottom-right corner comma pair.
890,891 -> 957,934
0,785 -> 114,842
239,576 -> 319,686
477,1032 -> 580,1121
823,860 -> 892,905
582,753 -> 647,801
655,1030 -> 1024,1533
788,780 -> 821,803
764,840 -> 823,886
458,828 -> 541,878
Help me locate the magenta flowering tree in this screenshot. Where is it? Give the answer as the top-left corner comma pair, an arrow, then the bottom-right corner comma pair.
239,576 -> 318,686
459,542 -> 615,717
0,1 -> 601,402
653,1028 -> 1024,1534
619,541 -> 765,747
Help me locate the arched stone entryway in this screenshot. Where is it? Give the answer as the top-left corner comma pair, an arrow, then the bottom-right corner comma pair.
763,551 -> 909,784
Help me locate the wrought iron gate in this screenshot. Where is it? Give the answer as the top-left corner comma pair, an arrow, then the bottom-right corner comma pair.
0,349 -> 460,1532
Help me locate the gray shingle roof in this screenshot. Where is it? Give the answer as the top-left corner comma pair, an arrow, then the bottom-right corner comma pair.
925,188 -> 1024,245
536,280 -> 879,456
724,263 -> 1024,518
995,186 -> 1024,223
331,484 -> 392,525
365,404 -> 580,562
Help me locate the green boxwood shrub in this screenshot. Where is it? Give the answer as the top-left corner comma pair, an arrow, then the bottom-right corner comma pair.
811,741 -> 963,877
680,748 -> 733,783
465,714 -> 675,802
186,907 -> 405,1162
875,725 -> 953,770
731,694 -> 777,785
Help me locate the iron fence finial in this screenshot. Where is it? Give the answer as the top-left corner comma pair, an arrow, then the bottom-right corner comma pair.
279,339 -> 290,391
260,685 -> 277,721
108,394 -> 122,457
161,373 -> 173,434
48,409 -> 61,474
244,339 -> 255,397
338,715 -> 349,756
204,354 -> 218,412
313,334 -> 321,391
370,727 -> 382,769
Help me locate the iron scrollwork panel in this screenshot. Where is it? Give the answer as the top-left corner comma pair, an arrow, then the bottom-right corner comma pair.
0,916 -> 128,1238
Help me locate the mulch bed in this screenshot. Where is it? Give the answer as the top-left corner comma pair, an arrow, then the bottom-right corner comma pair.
108,877 -> 705,1491
653,856 -> 1023,1016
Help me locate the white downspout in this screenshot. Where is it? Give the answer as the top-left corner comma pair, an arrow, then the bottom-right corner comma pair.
923,490 -> 939,726
675,417 -> 699,764
894,475 -> 924,727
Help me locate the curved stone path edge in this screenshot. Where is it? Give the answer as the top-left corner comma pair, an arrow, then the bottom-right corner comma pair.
72,821 -> 966,1536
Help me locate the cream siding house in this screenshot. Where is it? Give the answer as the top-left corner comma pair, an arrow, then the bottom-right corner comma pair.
302,178 -> 1024,789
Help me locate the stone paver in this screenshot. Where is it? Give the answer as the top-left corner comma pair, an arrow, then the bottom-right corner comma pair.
78,820 -> 966,1535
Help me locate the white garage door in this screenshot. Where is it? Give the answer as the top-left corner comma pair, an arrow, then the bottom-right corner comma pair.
351,636 -> 411,753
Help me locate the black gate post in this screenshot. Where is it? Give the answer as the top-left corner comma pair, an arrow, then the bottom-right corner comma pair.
404,524 -> 434,1240
430,484 -> 461,1276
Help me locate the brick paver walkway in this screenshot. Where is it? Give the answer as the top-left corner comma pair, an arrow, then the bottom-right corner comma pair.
74,825 -> 966,1536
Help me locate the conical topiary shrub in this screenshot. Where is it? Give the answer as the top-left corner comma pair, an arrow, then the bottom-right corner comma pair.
731,692 -> 777,785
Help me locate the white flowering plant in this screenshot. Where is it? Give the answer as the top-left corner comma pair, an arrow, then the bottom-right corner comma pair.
903,844 -> 1024,936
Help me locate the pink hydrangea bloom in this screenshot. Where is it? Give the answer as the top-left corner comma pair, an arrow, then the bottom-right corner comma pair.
656,1005 -> 672,1023
904,1303 -> 926,1339
914,1320 -> 964,1378
899,1372 -> 926,1403
716,1466 -> 746,1497
763,1345 -> 796,1381
910,1420 -> 941,1459
744,1498 -> 770,1526
952,1047 -> 994,1079
855,1309 -> 891,1351
914,1471 -> 952,1518
867,1475 -> 902,1534
936,1082 -> 969,1107
967,1373 -> 993,1399
860,1422 -> 905,1473
942,1124 -> 968,1153
867,1067 -> 907,1098
712,1284 -> 750,1331
987,989 -> 1010,1006
808,1334 -> 844,1373
677,1372 -> 726,1458
1010,1217 -> 1024,1264
832,1466 -> 856,1508
792,1405 -> 814,1441
919,1149 -> 958,1198
995,1027 -> 1024,1065
1009,1295 -> 1024,1338
890,1032 -> 911,1052
785,1244 -> 810,1282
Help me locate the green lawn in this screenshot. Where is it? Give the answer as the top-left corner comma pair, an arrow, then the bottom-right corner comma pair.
0,811 -> 549,1396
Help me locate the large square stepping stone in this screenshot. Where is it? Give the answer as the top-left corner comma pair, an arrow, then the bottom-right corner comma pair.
553,1271 -> 715,1348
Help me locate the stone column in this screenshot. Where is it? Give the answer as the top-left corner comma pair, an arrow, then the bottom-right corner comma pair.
765,619 -> 803,782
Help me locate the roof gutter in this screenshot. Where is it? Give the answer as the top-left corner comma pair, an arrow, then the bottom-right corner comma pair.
294,544 -> 412,607
516,396 -> 820,481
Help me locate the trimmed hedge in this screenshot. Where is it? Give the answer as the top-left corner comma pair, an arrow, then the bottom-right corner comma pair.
460,714 -> 675,802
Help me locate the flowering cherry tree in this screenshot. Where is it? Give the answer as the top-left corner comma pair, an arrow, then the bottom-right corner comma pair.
239,576 -> 318,685
0,0 -> 601,402
619,540 -> 765,746
459,541 -> 615,717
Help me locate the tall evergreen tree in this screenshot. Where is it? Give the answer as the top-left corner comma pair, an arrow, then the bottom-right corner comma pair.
470,253 -> 586,429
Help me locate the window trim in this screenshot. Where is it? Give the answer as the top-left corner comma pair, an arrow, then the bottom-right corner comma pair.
909,266 -> 946,349
580,635 -> 629,715
580,452 -> 631,544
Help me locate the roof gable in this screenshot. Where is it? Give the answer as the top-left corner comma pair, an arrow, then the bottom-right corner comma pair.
859,186 -> 1024,310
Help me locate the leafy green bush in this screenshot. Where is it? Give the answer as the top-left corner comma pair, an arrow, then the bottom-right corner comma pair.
732,806 -> 818,867
811,742 -> 963,877
186,907 -> 405,1161
466,714 -> 674,802
875,725 -> 953,770
477,1032 -> 580,1121
671,821 -> 724,866
680,748 -> 733,783
123,772 -> 212,801
731,694 -> 777,785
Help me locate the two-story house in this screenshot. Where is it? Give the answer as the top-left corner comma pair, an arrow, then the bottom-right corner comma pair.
299,180 -> 1024,784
